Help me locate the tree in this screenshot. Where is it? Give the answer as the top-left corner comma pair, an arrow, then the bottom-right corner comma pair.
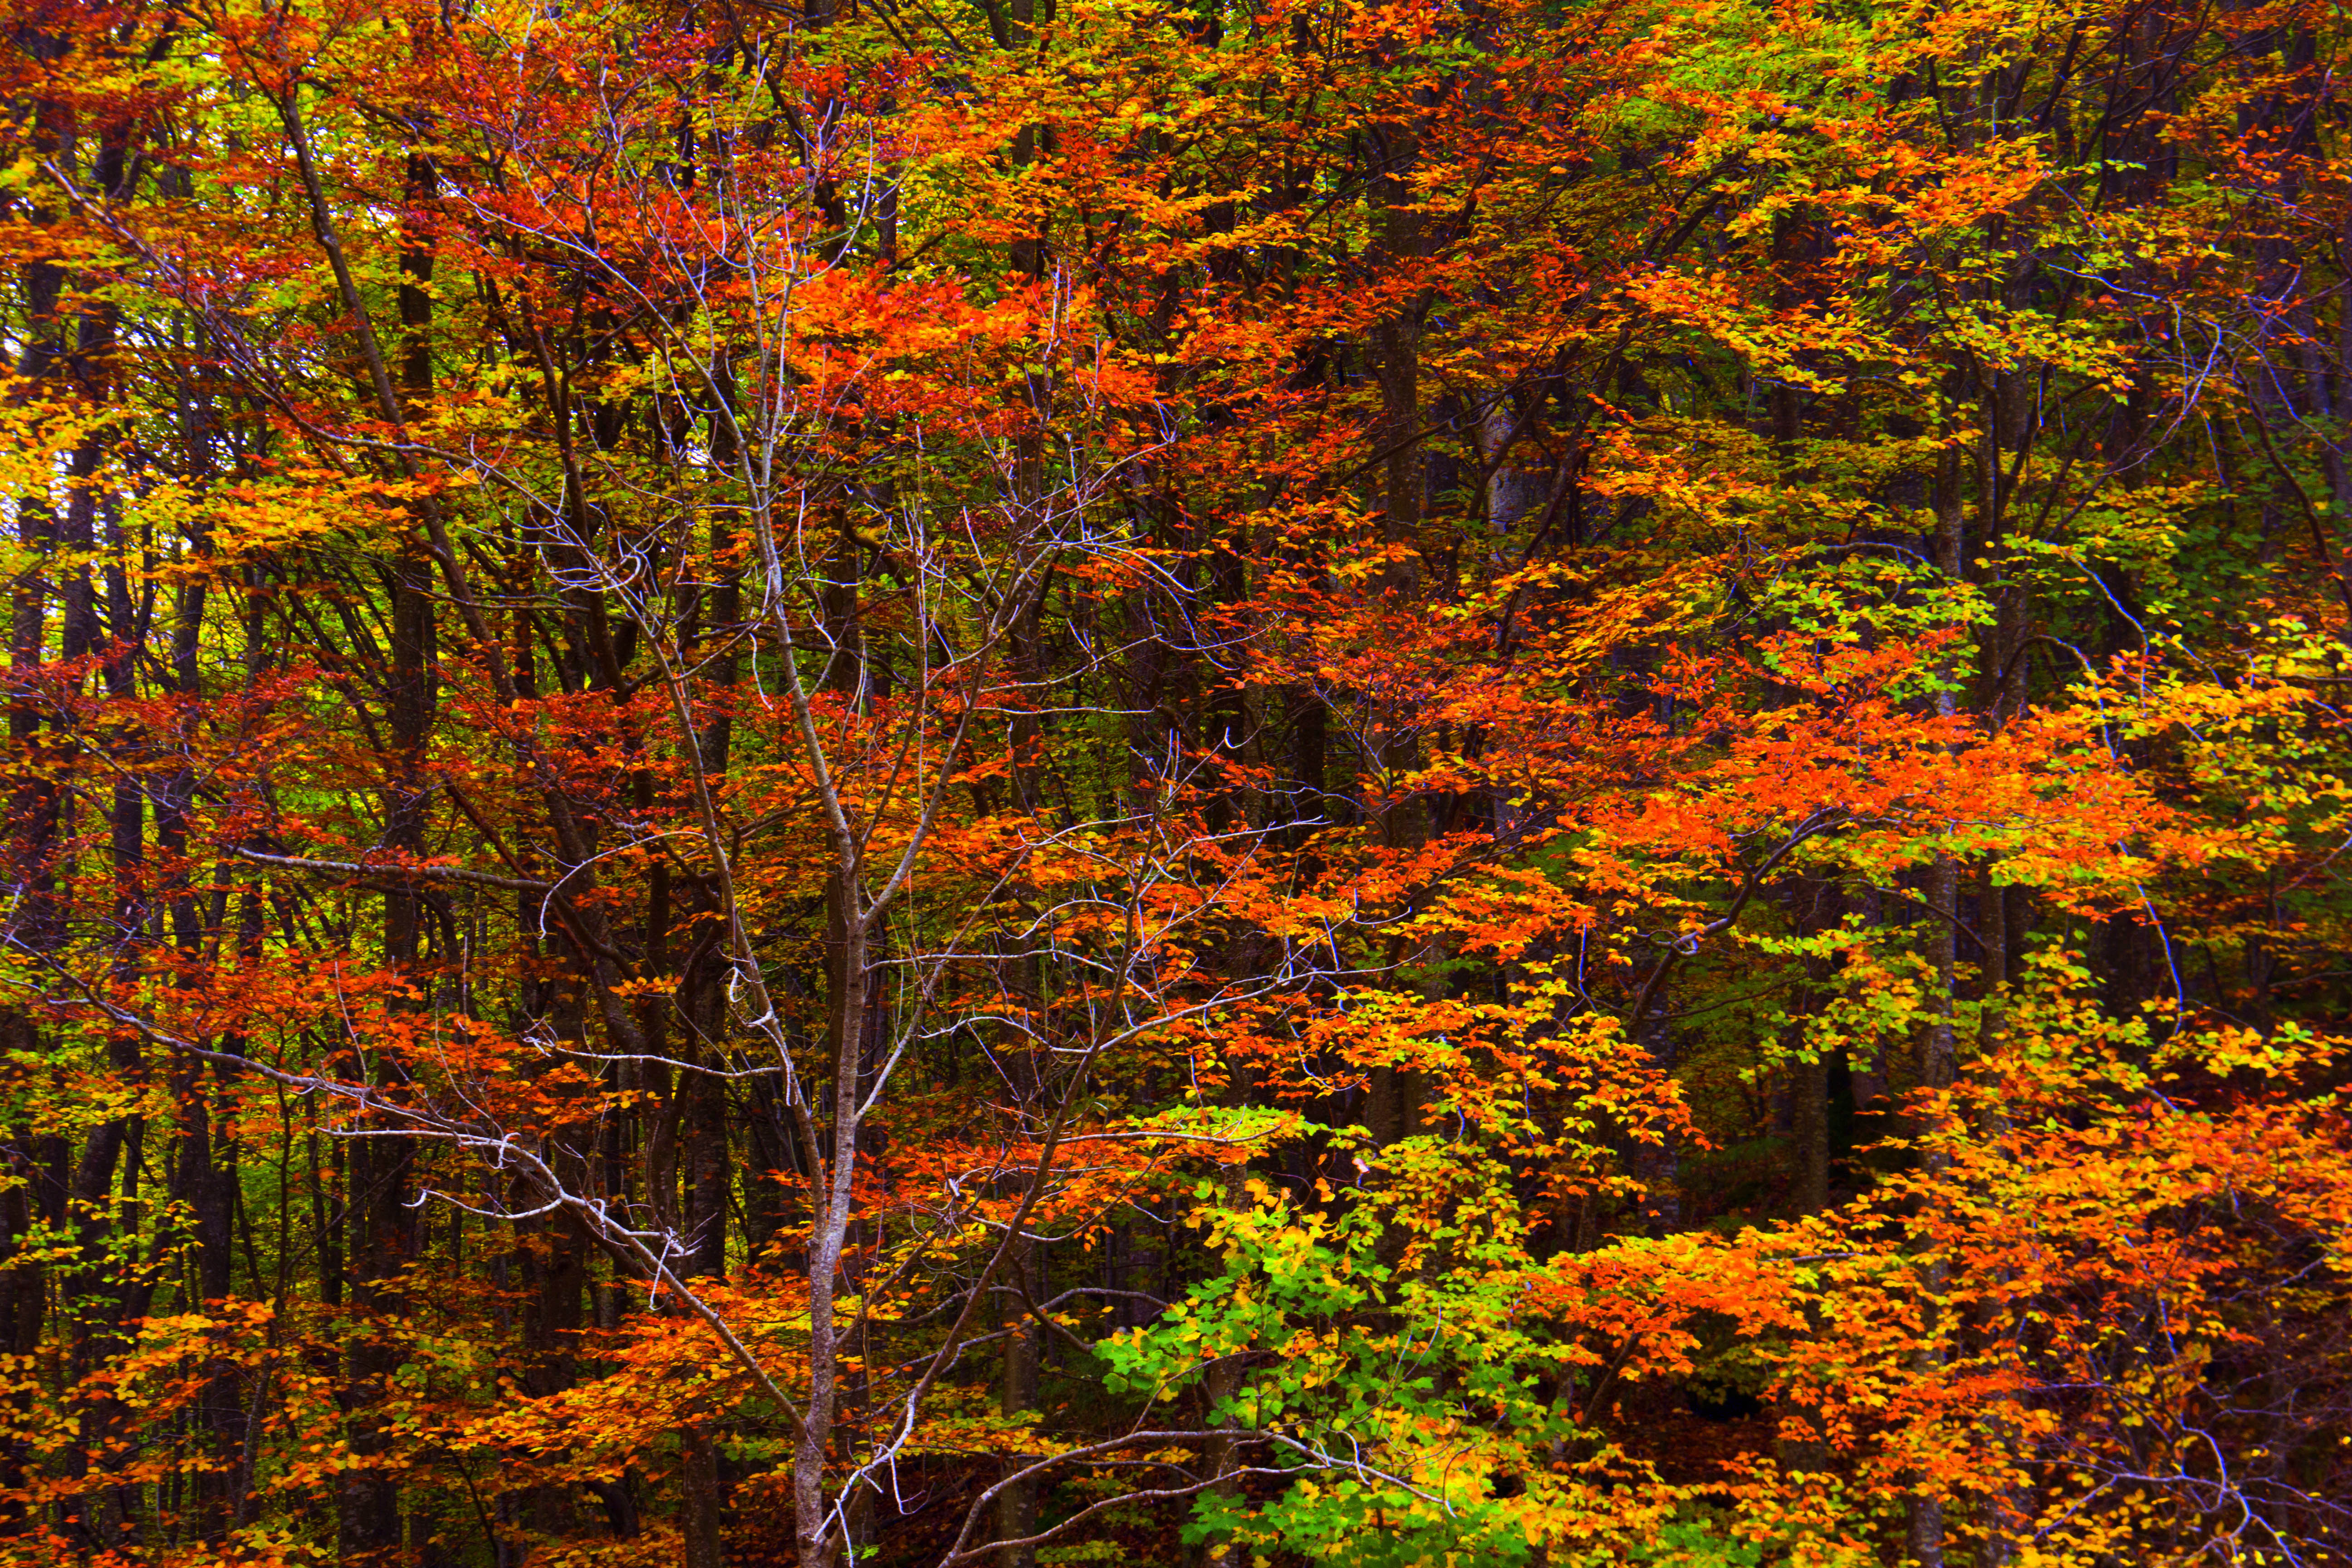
0,0 -> 2347,1563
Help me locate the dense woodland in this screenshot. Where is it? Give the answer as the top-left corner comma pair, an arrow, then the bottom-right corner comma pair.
0,0 -> 2349,1562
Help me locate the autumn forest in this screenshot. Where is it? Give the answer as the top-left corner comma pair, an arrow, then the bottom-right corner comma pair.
0,0 -> 2347,1562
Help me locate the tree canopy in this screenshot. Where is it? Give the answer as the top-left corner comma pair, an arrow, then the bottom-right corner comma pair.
0,0 -> 2348,1563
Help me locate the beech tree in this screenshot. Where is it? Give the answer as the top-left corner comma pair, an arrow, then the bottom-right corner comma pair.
0,0 -> 2347,1563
